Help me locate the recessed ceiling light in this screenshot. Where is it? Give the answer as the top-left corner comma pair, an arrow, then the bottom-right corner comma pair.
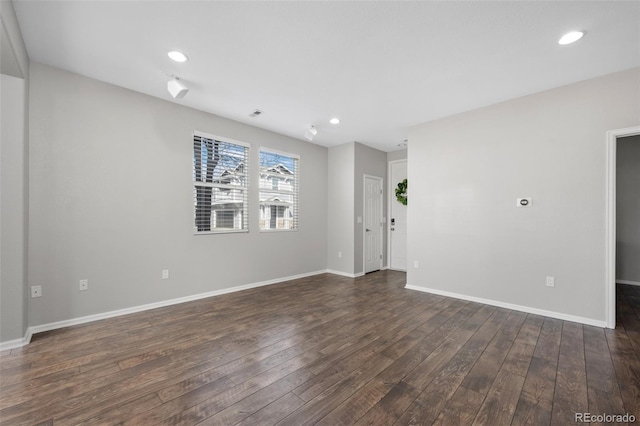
558,31 -> 584,45
168,50 -> 189,63
329,117 -> 341,125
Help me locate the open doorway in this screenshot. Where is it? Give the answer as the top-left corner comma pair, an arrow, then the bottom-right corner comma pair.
388,160 -> 407,271
606,126 -> 640,328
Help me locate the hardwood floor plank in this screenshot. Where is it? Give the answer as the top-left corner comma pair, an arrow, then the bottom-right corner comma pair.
605,326 -> 640,417
0,271 -> 637,425
68,392 -> 163,425
558,321 -> 585,361
236,392 -> 306,426
432,386 -> 485,426
471,369 -> 525,426
277,354 -> 394,426
583,326 -> 626,417
354,381 -> 420,426
511,356 -> 557,425
393,307 -> 506,425
501,314 -> 544,377
321,304 -> 498,426
189,369 -> 314,425
551,353 -> 589,425
532,317 -> 563,362
460,309 -> 523,395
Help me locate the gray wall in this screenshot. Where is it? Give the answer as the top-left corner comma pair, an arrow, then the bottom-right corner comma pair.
28,63 -> 328,327
327,143 -> 355,274
327,142 -> 388,275
1,0 -> 29,344
387,148 -> 407,163
1,74 -> 28,342
354,142 -> 387,274
617,135 -> 640,283
408,68 -> 639,324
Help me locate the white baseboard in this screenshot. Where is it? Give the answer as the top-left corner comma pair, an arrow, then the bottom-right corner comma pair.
326,269 -> 364,278
0,328 -> 32,352
617,279 -> 640,287
405,284 -> 607,328
6,270 -> 327,349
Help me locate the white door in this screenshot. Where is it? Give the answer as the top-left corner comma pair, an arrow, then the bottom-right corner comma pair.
364,175 -> 383,273
390,161 -> 407,270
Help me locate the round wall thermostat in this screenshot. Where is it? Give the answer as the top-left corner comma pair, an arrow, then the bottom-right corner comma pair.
517,198 -> 532,207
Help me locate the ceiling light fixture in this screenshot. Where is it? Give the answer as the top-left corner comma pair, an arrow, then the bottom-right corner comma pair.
558,31 -> 584,45
329,117 -> 341,125
305,126 -> 318,141
168,50 -> 189,63
167,77 -> 189,99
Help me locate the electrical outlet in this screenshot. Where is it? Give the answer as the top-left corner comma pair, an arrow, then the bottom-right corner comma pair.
79,279 -> 88,291
31,285 -> 42,298
546,276 -> 555,287
162,269 -> 170,279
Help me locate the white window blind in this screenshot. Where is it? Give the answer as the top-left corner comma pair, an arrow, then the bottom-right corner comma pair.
259,149 -> 299,231
193,133 -> 249,233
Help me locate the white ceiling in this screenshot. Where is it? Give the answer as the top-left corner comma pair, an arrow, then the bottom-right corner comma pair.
13,1 -> 640,152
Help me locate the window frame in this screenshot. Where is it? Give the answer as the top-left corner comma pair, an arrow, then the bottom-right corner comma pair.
193,131 -> 250,235
259,147 -> 300,232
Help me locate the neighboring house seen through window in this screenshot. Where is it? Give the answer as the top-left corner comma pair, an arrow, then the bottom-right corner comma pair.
193,133 -> 249,233
259,149 -> 299,231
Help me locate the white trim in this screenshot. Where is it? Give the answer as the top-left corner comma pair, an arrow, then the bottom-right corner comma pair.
24,270 -> 327,338
0,328 -> 32,351
606,126 -> 640,329
194,229 -> 249,236
193,130 -> 251,148
388,159 -> 407,272
363,174 -> 384,274
259,146 -> 300,160
617,279 -> 640,287
326,269 -> 365,278
405,284 -> 607,328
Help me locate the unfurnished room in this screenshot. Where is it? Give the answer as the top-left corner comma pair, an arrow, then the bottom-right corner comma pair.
1,1 -> 639,425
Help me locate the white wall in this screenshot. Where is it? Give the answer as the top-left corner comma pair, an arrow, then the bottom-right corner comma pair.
28,63 -> 328,327
407,68 -> 640,325
1,0 -> 29,346
617,135 -> 640,284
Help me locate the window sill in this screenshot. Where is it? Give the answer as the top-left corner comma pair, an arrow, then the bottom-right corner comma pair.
194,229 -> 249,235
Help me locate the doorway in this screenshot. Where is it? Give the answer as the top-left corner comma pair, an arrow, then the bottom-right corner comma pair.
389,160 -> 407,271
364,175 -> 383,273
606,126 -> 640,328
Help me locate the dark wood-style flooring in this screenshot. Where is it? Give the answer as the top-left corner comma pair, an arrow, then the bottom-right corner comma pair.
1,270 -> 639,425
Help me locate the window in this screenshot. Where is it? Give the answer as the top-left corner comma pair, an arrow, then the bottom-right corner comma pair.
193,133 -> 249,233
259,149 -> 299,231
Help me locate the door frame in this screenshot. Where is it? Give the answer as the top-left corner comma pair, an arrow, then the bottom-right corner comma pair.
606,125 -> 640,329
388,159 -> 407,271
363,174 -> 384,274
